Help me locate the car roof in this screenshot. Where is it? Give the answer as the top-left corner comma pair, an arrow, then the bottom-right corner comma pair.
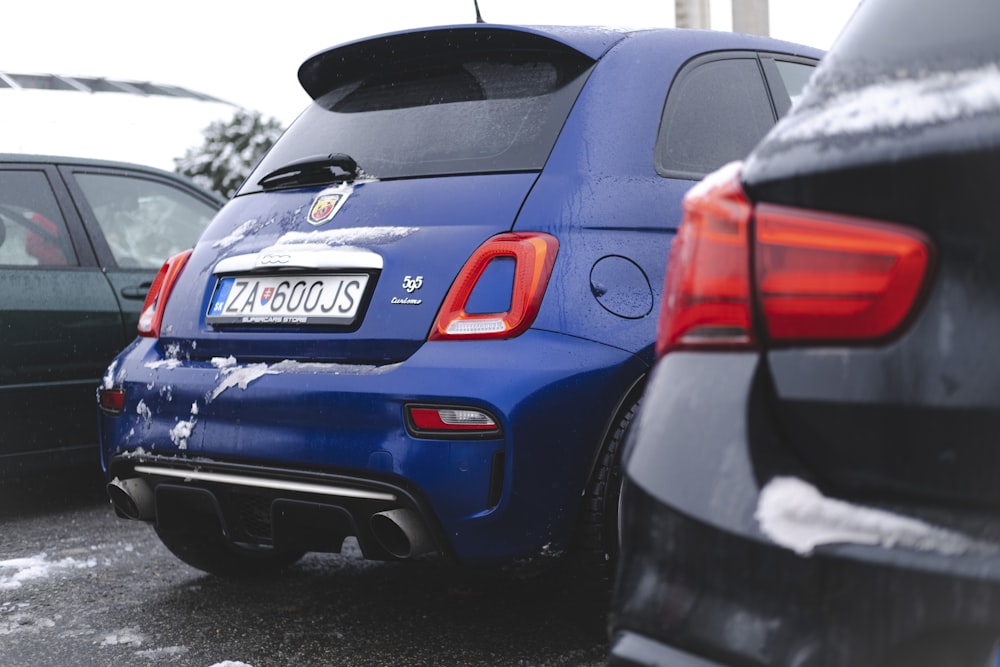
0,152 -> 226,204
0,152 -> 182,175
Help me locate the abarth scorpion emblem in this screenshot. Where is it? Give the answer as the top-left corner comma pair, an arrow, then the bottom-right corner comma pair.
308,188 -> 350,226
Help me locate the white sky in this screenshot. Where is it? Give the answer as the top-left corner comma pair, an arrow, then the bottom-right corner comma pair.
4,0 -> 860,125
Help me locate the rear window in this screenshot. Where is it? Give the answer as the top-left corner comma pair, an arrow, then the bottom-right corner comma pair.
241,54 -> 592,193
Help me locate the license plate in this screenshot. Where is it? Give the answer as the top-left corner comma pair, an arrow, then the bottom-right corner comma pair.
206,274 -> 369,326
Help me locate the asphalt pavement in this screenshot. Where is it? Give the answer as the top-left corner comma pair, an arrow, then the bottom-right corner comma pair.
0,465 -> 609,667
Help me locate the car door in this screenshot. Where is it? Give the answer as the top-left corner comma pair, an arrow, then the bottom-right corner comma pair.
58,164 -> 222,334
0,163 -> 125,460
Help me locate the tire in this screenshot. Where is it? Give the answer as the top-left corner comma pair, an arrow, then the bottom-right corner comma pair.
154,523 -> 304,578
572,398 -> 640,584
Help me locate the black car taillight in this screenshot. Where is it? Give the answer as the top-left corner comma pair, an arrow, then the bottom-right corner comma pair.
657,163 -> 934,356
429,232 -> 558,341
138,249 -> 193,338
657,164 -> 756,354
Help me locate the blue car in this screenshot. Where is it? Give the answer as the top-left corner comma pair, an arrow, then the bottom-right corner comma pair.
98,24 -> 820,576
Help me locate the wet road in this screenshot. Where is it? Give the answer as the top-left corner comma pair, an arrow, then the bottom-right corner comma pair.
0,467 -> 609,667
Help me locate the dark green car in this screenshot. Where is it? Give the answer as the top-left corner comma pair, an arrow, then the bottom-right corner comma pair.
0,154 -> 223,475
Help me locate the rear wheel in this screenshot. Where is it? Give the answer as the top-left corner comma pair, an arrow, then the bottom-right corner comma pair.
572,398 -> 640,584
154,524 -> 304,578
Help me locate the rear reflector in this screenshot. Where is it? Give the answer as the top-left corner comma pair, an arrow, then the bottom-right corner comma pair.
98,387 -> 125,415
656,162 -> 934,356
138,249 -> 193,338
430,232 -> 557,341
406,405 -> 501,437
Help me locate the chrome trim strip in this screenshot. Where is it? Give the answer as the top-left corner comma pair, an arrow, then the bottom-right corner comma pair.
133,465 -> 397,502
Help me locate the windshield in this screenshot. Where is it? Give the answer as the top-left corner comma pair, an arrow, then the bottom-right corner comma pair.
240,55 -> 593,194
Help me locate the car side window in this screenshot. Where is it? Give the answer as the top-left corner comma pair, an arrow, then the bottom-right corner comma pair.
774,60 -> 816,108
760,56 -> 818,117
0,170 -> 77,267
655,57 -> 777,180
73,173 -> 217,269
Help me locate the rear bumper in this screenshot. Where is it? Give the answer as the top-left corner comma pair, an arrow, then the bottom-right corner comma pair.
99,330 -> 646,565
610,352 -> 1000,667
106,455 -> 443,560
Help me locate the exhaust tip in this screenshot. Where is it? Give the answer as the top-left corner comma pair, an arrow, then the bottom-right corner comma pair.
107,477 -> 155,520
370,508 -> 435,559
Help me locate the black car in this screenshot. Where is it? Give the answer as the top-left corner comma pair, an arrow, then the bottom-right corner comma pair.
0,155 -> 223,474
610,0 -> 1000,665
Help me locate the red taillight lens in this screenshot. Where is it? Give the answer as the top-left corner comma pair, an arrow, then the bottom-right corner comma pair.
405,405 -> 502,439
430,232 -> 558,341
657,163 -> 754,356
98,387 -> 125,415
656,162 -> 934,356
407,406 -> 499,432
137,249 -> 193,338
756,204 -> 933,343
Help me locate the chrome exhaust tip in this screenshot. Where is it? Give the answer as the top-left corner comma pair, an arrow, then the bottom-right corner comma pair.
370,508 -> 435,559
107,477 -> 155,520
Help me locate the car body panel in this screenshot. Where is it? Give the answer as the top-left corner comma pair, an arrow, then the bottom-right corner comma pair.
103,330 -> 646,563
0,267 -> 125,458
742,0 -> 1000,509
615,353 -> 1000,666
161,173 -> 540,362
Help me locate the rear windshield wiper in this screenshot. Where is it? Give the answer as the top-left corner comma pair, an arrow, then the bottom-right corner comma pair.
257,153 -> 360,190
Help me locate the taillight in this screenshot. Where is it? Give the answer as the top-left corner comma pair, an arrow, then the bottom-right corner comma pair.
657,163 -> 934,356
138,249 -> 193,338
98,387 -> 125,415
429,232 -> 557,341
657,163 -> 755,355
756,204 -> 932,343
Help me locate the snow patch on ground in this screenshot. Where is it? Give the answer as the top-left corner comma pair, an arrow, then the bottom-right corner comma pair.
0,553 -> 97,590
100,626 -> 145,647
755,476 -> 993,556
136,645 -> 189,659
0,613 -> 56,636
